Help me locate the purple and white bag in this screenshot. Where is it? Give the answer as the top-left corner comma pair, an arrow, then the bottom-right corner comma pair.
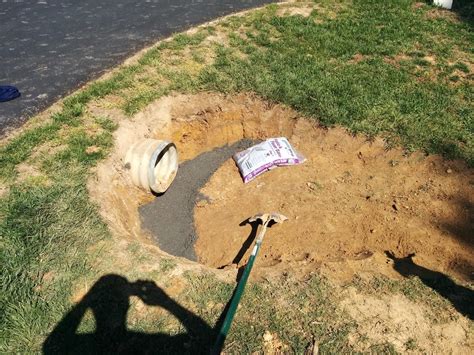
233,137 -> 306,183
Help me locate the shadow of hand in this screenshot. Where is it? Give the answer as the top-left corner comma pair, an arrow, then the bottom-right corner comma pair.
385,251 -> 415,263
133,280 -> 169,306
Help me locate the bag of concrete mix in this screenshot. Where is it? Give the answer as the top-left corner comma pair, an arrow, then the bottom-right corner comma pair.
233,137 -> 306,183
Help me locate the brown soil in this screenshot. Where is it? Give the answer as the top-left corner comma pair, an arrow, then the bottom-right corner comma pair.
425,8 -> 463,24
341,287 -> 473,353
180,98 -> 472,284
90,92 -> 473,284
277,4 -> 314,18
89,96 -> 174,243
89,91 -> 472,288
85,80 -> 474,354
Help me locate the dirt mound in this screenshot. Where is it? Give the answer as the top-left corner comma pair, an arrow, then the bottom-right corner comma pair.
90,92 -> 473,282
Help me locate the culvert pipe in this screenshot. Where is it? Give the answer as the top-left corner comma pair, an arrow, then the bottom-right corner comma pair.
124,139 -> 178,194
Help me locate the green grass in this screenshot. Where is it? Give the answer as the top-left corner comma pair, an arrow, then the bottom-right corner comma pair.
195,0 -> 473,162
0,170 -> 110,352
0,0 -> 473,353
115,0 -> 474,162
0,100 -> 119,352
182,273 -> 356,353
350,274 -> 457,323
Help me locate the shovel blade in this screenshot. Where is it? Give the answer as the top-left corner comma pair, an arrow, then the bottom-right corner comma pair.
249,212 -> 288,225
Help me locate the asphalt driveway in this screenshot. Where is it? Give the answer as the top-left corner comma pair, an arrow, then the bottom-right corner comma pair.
0,0 -> 274,135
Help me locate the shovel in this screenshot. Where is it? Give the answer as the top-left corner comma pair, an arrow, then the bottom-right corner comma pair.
212,212 -> 288,353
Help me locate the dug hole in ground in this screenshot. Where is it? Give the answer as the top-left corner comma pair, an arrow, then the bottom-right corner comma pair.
88,92 -> 473,352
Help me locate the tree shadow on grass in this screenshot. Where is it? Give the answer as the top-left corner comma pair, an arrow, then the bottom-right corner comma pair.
424,0 -> 474,27
43,274 -> 216,354
451,0 -> 474,27
386,251 -> 474,320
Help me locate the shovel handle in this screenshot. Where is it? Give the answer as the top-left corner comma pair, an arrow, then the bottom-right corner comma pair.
212,240 -> 261,354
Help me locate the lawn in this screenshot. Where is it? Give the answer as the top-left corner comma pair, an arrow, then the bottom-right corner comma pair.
1,0 -> 473,353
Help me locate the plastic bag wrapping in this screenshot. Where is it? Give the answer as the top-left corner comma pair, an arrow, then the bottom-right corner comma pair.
233,137 -> 306,183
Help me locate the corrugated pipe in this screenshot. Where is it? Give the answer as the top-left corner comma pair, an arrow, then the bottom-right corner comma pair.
125,139 -> 178,194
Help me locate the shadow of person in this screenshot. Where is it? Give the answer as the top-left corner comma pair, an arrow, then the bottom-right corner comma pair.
385,251 -> 474,320
43,274 -> 214,354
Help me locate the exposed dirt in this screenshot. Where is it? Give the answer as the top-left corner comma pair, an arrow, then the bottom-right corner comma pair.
184,96 -> 473,284
90,92 -> 473,285
16,161 -> 44,183
140,140 -> 255,260
88,96 -> 173,243
0,184 -> 8,198
4,1 -> 470,351
277,4 -> 314,18
341,287 -> 473,353
86,82 -> 474,355
425,7 -> 463,24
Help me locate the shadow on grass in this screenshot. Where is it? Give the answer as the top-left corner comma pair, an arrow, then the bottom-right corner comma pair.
451,0 -> 474,27
43,274 -> 217,354
386,251 -> 474,320
425,0 -> 473,27
43,216 -> 271,354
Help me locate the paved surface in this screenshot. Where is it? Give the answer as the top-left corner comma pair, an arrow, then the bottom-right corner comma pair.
0,0 -> 274,135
